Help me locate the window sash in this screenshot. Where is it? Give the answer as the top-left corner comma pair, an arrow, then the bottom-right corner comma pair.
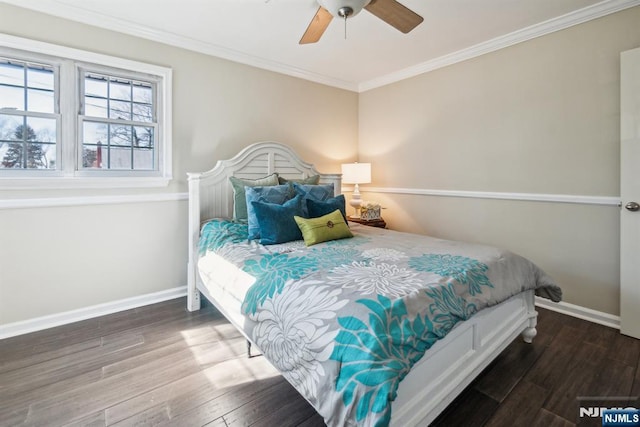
77,67 -> 161,174
0,56 -> 61,172
78,116 -> 159,173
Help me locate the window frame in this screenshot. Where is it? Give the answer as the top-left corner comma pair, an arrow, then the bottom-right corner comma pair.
0,33 -> 172,189
77,65 -> 162,177
0,51 -> 62,177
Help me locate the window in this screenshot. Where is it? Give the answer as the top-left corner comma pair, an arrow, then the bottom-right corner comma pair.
80,72 -> 157,172
0,34 -> 172,188
0,59 -> 58,170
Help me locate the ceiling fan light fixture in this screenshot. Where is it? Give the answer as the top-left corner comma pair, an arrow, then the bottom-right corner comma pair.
317,0 -> 371,18
338,6 -> 353,18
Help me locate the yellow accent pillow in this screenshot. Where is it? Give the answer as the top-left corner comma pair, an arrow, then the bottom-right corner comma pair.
294,209 -> 353,247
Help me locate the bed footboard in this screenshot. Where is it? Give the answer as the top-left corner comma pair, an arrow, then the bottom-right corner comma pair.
391,290 -> 537,426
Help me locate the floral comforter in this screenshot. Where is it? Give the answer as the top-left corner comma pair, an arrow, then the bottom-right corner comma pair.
198,219 -> 561,427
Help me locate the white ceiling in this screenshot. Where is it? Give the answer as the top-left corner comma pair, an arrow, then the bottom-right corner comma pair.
2,0 -> 639,91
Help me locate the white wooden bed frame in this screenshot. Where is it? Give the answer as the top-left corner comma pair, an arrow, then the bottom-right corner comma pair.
187,141 -> 538,426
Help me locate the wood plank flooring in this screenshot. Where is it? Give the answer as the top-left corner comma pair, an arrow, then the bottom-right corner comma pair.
1,298 -> 638,426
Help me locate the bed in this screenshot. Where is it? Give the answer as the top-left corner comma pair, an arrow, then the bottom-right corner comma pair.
187,141 -> 561,426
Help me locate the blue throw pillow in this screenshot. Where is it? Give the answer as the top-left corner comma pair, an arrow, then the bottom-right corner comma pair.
245,184 -> 293,240
251,194 -> 305,245
307,194 -> 348,222
292,183 -> 335,217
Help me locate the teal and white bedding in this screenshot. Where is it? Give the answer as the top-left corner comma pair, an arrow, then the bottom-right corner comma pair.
198,219 -> 561,427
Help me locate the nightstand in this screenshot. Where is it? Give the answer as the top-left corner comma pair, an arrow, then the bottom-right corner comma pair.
348,216 -> 387,228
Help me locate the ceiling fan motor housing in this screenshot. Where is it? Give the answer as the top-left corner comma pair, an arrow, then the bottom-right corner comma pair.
317,0 -> 372,18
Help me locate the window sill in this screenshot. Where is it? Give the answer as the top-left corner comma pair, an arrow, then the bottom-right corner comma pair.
0,176 -> 171,190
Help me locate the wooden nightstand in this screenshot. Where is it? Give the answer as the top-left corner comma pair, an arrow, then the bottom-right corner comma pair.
348,216 -> 387,228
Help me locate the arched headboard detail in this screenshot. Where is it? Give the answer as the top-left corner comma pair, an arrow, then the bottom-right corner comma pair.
187,141 -> 342,310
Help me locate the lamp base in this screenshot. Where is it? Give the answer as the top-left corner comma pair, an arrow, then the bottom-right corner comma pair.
349,191 -> 362,218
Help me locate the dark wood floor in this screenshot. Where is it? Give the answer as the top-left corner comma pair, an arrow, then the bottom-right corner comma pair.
1,298 -> 638,427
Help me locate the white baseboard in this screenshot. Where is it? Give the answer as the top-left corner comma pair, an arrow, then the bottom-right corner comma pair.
0,289 -> 618,340
535,296 -> 620,329
0,286 -> 187,340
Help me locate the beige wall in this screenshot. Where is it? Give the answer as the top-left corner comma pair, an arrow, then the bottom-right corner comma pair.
359,7 -> 640,315
1,3 -> 636,326
0,4 -> 359,325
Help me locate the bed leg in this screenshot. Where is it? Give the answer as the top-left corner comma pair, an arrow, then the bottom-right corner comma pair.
522,326 -> 537,343
187,289 -> 201,312
247,340 -> 262,358
187,260 -> 201,312
522,312 -> 538,344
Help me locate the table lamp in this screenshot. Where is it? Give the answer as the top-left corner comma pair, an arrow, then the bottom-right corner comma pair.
341,162 -> 371,218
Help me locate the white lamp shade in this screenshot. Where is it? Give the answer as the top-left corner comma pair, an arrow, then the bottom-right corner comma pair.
341,162 -> 371,184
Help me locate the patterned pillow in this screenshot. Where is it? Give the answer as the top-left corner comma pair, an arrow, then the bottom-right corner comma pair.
292,182 -> 335,217
307,194 -> 347,222
245,184 -> 293,240
277,175 -> 320,185
251,194 -> 305,245
294,209 -> 353,246
229,173 -> 279,221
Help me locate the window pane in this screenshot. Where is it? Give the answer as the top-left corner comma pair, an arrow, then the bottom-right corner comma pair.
109,80 -> 131,101
85,75 -> 107,98
133,148 -> 153,170
132,84 -> 152,103
0,141 -> 24,168
109,100 -> 131,120
0,85 -> 24,110
0,142 -> 9,166
0,61 -> 24,87
27,117 -> 56,143
27,89 -> 54,113
0,114 -> 23,141
85,97 -> 108,118
27,67 -> 53,90
83,121 -> 108,145
109,146 -> 131,169
132,104 -> 153,123
82,144 -> 105,169
25,142 -> 55,169
133,126 -> 153,148
110,124 -> 131,146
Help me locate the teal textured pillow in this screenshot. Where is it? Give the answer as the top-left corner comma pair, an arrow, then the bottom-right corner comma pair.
251,194 -> 305,245
292,182 -> 335,217
294,209 -> 353,247
229,173 -> 279,221
245,184 -> 293,240
307,194 -> 347,222
278,175 -> 320,185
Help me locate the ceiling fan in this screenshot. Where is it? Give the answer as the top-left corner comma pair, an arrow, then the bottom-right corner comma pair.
300,0 -> 423,44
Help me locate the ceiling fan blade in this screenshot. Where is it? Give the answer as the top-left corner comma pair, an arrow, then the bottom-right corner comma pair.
365,0 -> 423,34
300,6 -> 333,44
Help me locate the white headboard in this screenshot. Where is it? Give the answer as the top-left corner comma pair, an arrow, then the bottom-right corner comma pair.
186,141 -> 342,310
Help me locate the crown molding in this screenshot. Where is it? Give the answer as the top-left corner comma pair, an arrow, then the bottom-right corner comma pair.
2,0 -> 637,93
0,0 -> 359,92
358,0 -> 640,91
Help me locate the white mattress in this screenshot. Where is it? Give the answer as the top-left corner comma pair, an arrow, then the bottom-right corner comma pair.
197,250 -> 255,305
